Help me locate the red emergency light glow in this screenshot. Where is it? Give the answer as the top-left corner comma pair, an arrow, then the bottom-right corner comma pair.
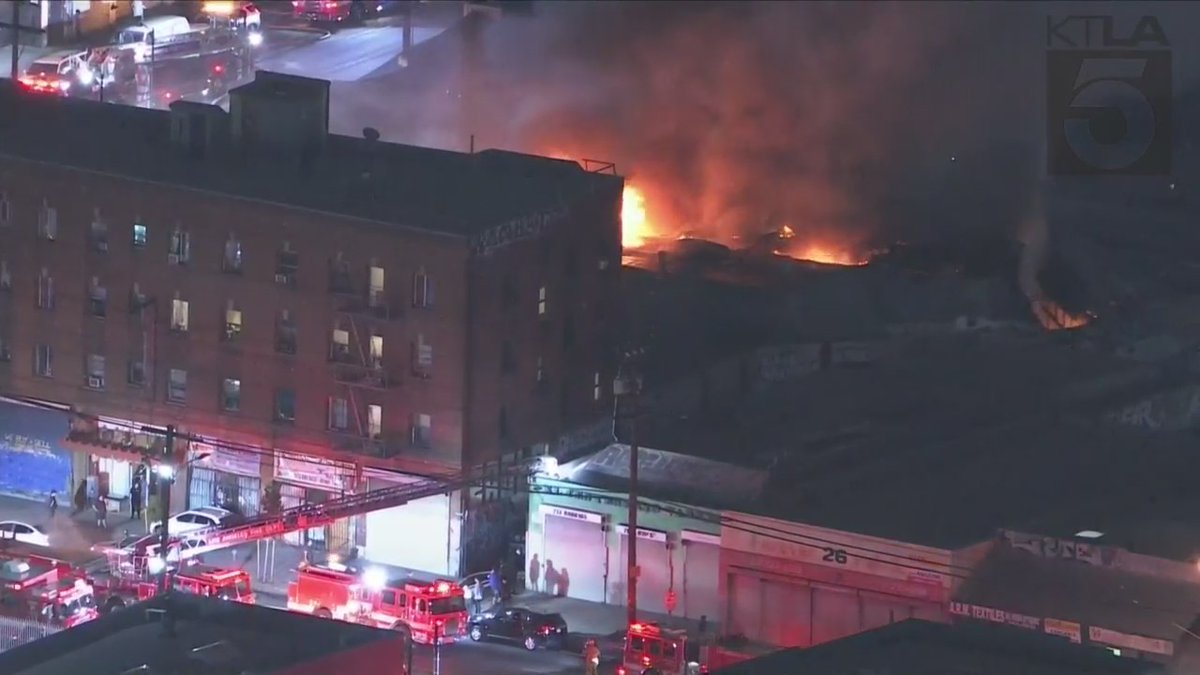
435,582 -> 451,594
213,64 -> 224,74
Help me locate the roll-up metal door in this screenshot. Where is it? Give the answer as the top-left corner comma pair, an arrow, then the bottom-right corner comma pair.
860,592 -> 916,632
726,573 -> 763,641
682,541 -> 720,622
365,493 -> 452,575
763,580 -> 812,647
619,533 -> 671,614
811,585 -> 862,645
542,512 -> 607,602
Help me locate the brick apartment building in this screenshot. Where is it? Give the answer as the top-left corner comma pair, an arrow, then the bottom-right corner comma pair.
0,72 -> 623,576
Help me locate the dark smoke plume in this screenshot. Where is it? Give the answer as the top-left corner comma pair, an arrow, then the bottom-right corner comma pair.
331,2 -> 1163,249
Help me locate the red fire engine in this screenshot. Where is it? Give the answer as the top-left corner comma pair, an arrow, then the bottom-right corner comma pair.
0,558 -> 98,628
287,561 -> 467,645
292,0 -> 388,24
618,623 -> 708,675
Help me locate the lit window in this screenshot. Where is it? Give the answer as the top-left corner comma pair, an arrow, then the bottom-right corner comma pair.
132,221 -> 148,248
37,200 -> 57,240
537,286 -> 547,316
33,344 -> 52,378
86,355 -> 106,390
330,327 -> 350,361
221,378 -> 241,412
224,301 -> 242,341
168,369 -> 188,403
275,389 -> 296,423
367,404 -> 382,439
369,334 -> 384,368
170,296 -> 189,332
35,268 -> 54,310
369,263 -> 385,308
223,234 -> 243,273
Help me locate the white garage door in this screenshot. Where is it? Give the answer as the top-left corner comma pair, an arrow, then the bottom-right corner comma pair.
619,528 -> 670,614
763,580 -> 812,648
365,493 -> 452,576
811,585 -> 862,645
726,572 -> 763,640
542,506 -> 607,602
682,537 -> 720,623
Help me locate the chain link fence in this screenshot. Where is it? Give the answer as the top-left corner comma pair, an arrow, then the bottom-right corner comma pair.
0,617 -> 60,654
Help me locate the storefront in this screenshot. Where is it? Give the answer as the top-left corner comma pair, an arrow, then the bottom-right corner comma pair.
274,450 -> 356,551
188,439 -> 262,517
362,469 -> 460,577
618,525 -> 671,614
0,398 -> 73,501
722,512 -> 953,648
539,504 -> 608,603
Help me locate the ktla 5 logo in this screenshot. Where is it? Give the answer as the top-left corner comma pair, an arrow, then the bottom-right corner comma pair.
1046,15 -> 1171,175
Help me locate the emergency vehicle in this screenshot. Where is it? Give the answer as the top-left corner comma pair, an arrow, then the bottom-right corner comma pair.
618,623 -> 708,675
0,558 -> 98,628
293,0 -> 390,24
19,50 -> 90,96
287,561 -> 468,644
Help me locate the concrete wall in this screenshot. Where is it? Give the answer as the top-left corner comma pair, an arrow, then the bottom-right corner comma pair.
1106,385 -> 1200,431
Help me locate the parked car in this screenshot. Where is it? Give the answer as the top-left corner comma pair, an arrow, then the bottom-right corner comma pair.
468,605 -> 568,651
151,507 -> 236,539
0,521 -> 49,547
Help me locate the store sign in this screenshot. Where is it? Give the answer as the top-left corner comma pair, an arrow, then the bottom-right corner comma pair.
470,205 -> 570,257
191,441 -> 260,478
617,525 -> 668,543
1088,626 -> 1174,656
274,451 -> 353,492
949,602 -> 1041,631
540,504 -> 602,525
1044,618 -> 1083,643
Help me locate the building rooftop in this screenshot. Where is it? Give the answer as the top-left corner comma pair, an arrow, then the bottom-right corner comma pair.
0,593 -> 407,675
0,78 -> 618,239
712,619 -> 1160,675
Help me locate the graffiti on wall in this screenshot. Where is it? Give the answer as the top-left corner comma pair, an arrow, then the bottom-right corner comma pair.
1106,386 -> 1200,431
1003,531 -> 1116,567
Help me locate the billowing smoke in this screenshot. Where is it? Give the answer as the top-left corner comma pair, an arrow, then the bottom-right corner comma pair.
334,2 -> 1055,249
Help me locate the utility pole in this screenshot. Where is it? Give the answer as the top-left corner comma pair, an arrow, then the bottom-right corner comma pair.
615,353 -> 643,626
157,424 -> 176,593
10,0 -> 19,81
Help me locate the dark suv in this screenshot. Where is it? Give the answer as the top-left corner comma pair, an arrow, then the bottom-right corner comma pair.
468,606 -> 568,651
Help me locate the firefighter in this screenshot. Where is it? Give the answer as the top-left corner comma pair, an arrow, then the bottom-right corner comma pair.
583,638 -> 600,675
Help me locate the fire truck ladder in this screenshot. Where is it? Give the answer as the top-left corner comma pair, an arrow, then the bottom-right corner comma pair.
164,457 -> 546,564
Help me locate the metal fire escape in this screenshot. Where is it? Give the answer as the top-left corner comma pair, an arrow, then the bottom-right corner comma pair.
328,253 -> 401,459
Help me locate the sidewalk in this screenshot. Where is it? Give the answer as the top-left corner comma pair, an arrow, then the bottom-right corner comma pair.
0,494 -> 148,551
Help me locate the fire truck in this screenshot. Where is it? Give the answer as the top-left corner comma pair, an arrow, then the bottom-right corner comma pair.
618,623 -> 708,675
293,0 -> 391,24
0,557 -> 98,628
287,560 -> 467,645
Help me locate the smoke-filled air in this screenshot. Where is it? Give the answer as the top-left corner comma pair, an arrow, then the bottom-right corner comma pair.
335,2 -> 1071,258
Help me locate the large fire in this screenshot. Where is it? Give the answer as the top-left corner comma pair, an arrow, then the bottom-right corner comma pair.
773,226 -> 866,266
621,185 -> 655,249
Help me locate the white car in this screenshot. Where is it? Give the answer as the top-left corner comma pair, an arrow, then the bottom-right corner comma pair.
0,521 -> 50,547
151,507 -> 235,539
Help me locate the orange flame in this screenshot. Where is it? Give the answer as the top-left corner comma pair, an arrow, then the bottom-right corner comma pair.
782,243 -> 867,266
621,184 -> 655,249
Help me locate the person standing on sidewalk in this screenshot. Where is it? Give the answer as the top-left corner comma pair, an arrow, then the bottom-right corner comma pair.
583,639 -> 600,675
470,578 -> 483,615
130,480 -> 143,520
47,491 -> 58,520
95,496 -> 108,529
488,565 -> 503,608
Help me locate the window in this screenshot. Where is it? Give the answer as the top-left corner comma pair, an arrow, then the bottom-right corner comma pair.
537,286 -> 547,316
0,193 -> 9,226
498,406 -> 508,439
330,327 -> 350,362
0,261 -> 10,291
35,269 -> 54,310
368,263 -> 386,308
221,378 -> 241,412
367,404 -> 382,439
412,269 -> 433,308
328,397 -> 349,431
369,334 -> 383,368
275,241 -> 298,287
275,389 -> 296,424
168,369 -> 187,403
411,413 -> 431,447
223,234 -> 243,273
593,372 -> 602,401
33,344 -> 52,378
127,357 -> 145,387
329,253 -> 352,293
168,226 -> 190,264
37,200 -> 57,240
88,277 -> 107,317
89,208 -> 108,252
535,356 -> 546,385
412,334 -> 432,378
170,296 -> 189,332
132,221 -> 148,248
223,301 -> 242,341
276,310 -> 296,354
86,355 -> 106,390
501,341 -> 515,374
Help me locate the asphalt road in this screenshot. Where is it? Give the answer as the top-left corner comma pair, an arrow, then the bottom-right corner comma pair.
256,17 -> 443,82
253,591 -> 596,675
